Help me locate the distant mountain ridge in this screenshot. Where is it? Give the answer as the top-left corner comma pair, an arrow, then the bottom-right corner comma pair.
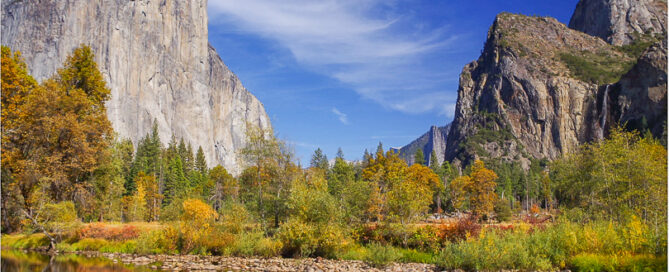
391,124 -> 450,166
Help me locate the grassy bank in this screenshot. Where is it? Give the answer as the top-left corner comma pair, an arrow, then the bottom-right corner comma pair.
3,217 -> 666,271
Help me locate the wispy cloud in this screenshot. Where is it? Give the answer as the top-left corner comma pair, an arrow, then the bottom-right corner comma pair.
208,0 -> 457,115
331,107 -> 349,124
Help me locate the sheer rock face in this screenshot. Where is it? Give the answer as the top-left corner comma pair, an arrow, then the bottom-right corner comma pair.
2,0 -> 271,175
444,13 -> 633,168
446,5 -> 667,169
391,124 -> 450,166
569,0 -> 667,45
612,40 -> 668,137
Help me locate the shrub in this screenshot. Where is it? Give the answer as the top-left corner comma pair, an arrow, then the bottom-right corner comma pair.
277,219 -> 350,258
438,217 -> 481,242
76,223 -> 139,241
179,198 -> 218,253
407,225 -> 441,253
365,243 -> 402,268
232,231 -> 282,258
559,51 -> 633,84
70,238 -> 110,251
494,198 -> 512,222
398,248 -> 434,263
136,229 -> 176,254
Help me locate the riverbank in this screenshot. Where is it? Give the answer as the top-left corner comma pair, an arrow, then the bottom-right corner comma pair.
3,218 -> 667,272
6,249 -> 438,272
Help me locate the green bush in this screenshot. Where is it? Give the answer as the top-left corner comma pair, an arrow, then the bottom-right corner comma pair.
232,231 -> 281,257
277,219 -> 349,258
365,243 -> 402,268
135,229 -> 178,254
494,198 -> 512,222
70,238 -> 110,251
398,248 -> 434,263
2,234 -> 52,249
559,52 -> 634,84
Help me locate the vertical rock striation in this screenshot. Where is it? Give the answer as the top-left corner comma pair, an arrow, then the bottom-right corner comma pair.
391,124 -> 450,166
444,13 -> 637,168
569,0 -> 667,45
2,0 -> 271,175
445,0 -> 666,169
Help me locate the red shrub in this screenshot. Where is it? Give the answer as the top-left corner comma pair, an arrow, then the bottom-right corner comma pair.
437,217 -> 481,242
77,223 -> 139,241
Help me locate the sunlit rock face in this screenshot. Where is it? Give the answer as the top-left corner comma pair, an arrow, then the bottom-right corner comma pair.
569,0 -> 667,46
2,0 -> 271,175
391,124 -> 450,166
445,8 -> 666,169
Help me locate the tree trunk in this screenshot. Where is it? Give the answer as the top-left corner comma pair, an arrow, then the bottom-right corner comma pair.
22,210 -> 57,252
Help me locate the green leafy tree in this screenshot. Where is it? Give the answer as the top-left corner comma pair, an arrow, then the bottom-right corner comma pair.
91,137 -> 131,221
553,127 -> 667,229
208,165 -> 236,212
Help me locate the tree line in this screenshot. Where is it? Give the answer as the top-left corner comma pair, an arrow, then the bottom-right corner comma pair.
2,45 -> 665,244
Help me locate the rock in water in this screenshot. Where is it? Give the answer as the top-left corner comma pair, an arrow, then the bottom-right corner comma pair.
1,0 -> 271,175
569,0 -> 667,45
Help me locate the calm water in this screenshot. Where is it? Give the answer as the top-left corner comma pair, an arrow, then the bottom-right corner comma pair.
1,250 -> 156,272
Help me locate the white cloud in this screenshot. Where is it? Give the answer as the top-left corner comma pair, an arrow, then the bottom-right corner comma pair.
331,107 -> 349,124
208,0 -> 457,114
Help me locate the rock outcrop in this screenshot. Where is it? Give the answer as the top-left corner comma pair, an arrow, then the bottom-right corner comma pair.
445,0 -> 667,169
611,40 -> 667,137
569,0 -> 667,45
1,0 -> 271,175
391,124 -> 450,166
445,12 -> 648,168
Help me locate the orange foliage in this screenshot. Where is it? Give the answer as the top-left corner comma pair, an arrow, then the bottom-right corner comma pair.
76,223 -> 139,241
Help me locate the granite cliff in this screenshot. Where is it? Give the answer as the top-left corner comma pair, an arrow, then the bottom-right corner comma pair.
569,0 -> 667,45
444,0 -> 667,169
1,0 -> 271,175
391,124 -> 450,166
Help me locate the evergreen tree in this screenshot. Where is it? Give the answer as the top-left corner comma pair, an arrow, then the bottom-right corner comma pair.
336,147 -> 345,160
362,149 -> 372,167
429,151 -> 439,169
195,146 -> 207,175
164,156 -> 188,206
414,149 -> 425,165
310,148 -> 329,171
186,143 -> 194,172
375,142 -> 384,158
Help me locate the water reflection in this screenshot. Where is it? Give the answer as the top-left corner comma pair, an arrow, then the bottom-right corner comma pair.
1,250 -> 154,272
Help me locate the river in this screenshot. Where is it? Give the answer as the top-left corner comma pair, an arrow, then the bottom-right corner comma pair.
1,250 -> 157,272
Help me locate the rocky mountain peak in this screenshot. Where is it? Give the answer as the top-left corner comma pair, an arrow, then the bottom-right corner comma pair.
444,10 -> 661,169
392,124 -> 450,166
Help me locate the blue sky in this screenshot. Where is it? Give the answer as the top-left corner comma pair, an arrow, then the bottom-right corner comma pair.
207,0 -> 579,163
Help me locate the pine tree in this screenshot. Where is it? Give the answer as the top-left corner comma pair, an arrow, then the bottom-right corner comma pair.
429,151 -> 439,169
310,148 -> 329,171
185,143 -> 194,173
336,147 -> 345,160
164,156 -> 188,205
414,149 -> 425,165
375,142 -> 384,158
195,146 -> 207,175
